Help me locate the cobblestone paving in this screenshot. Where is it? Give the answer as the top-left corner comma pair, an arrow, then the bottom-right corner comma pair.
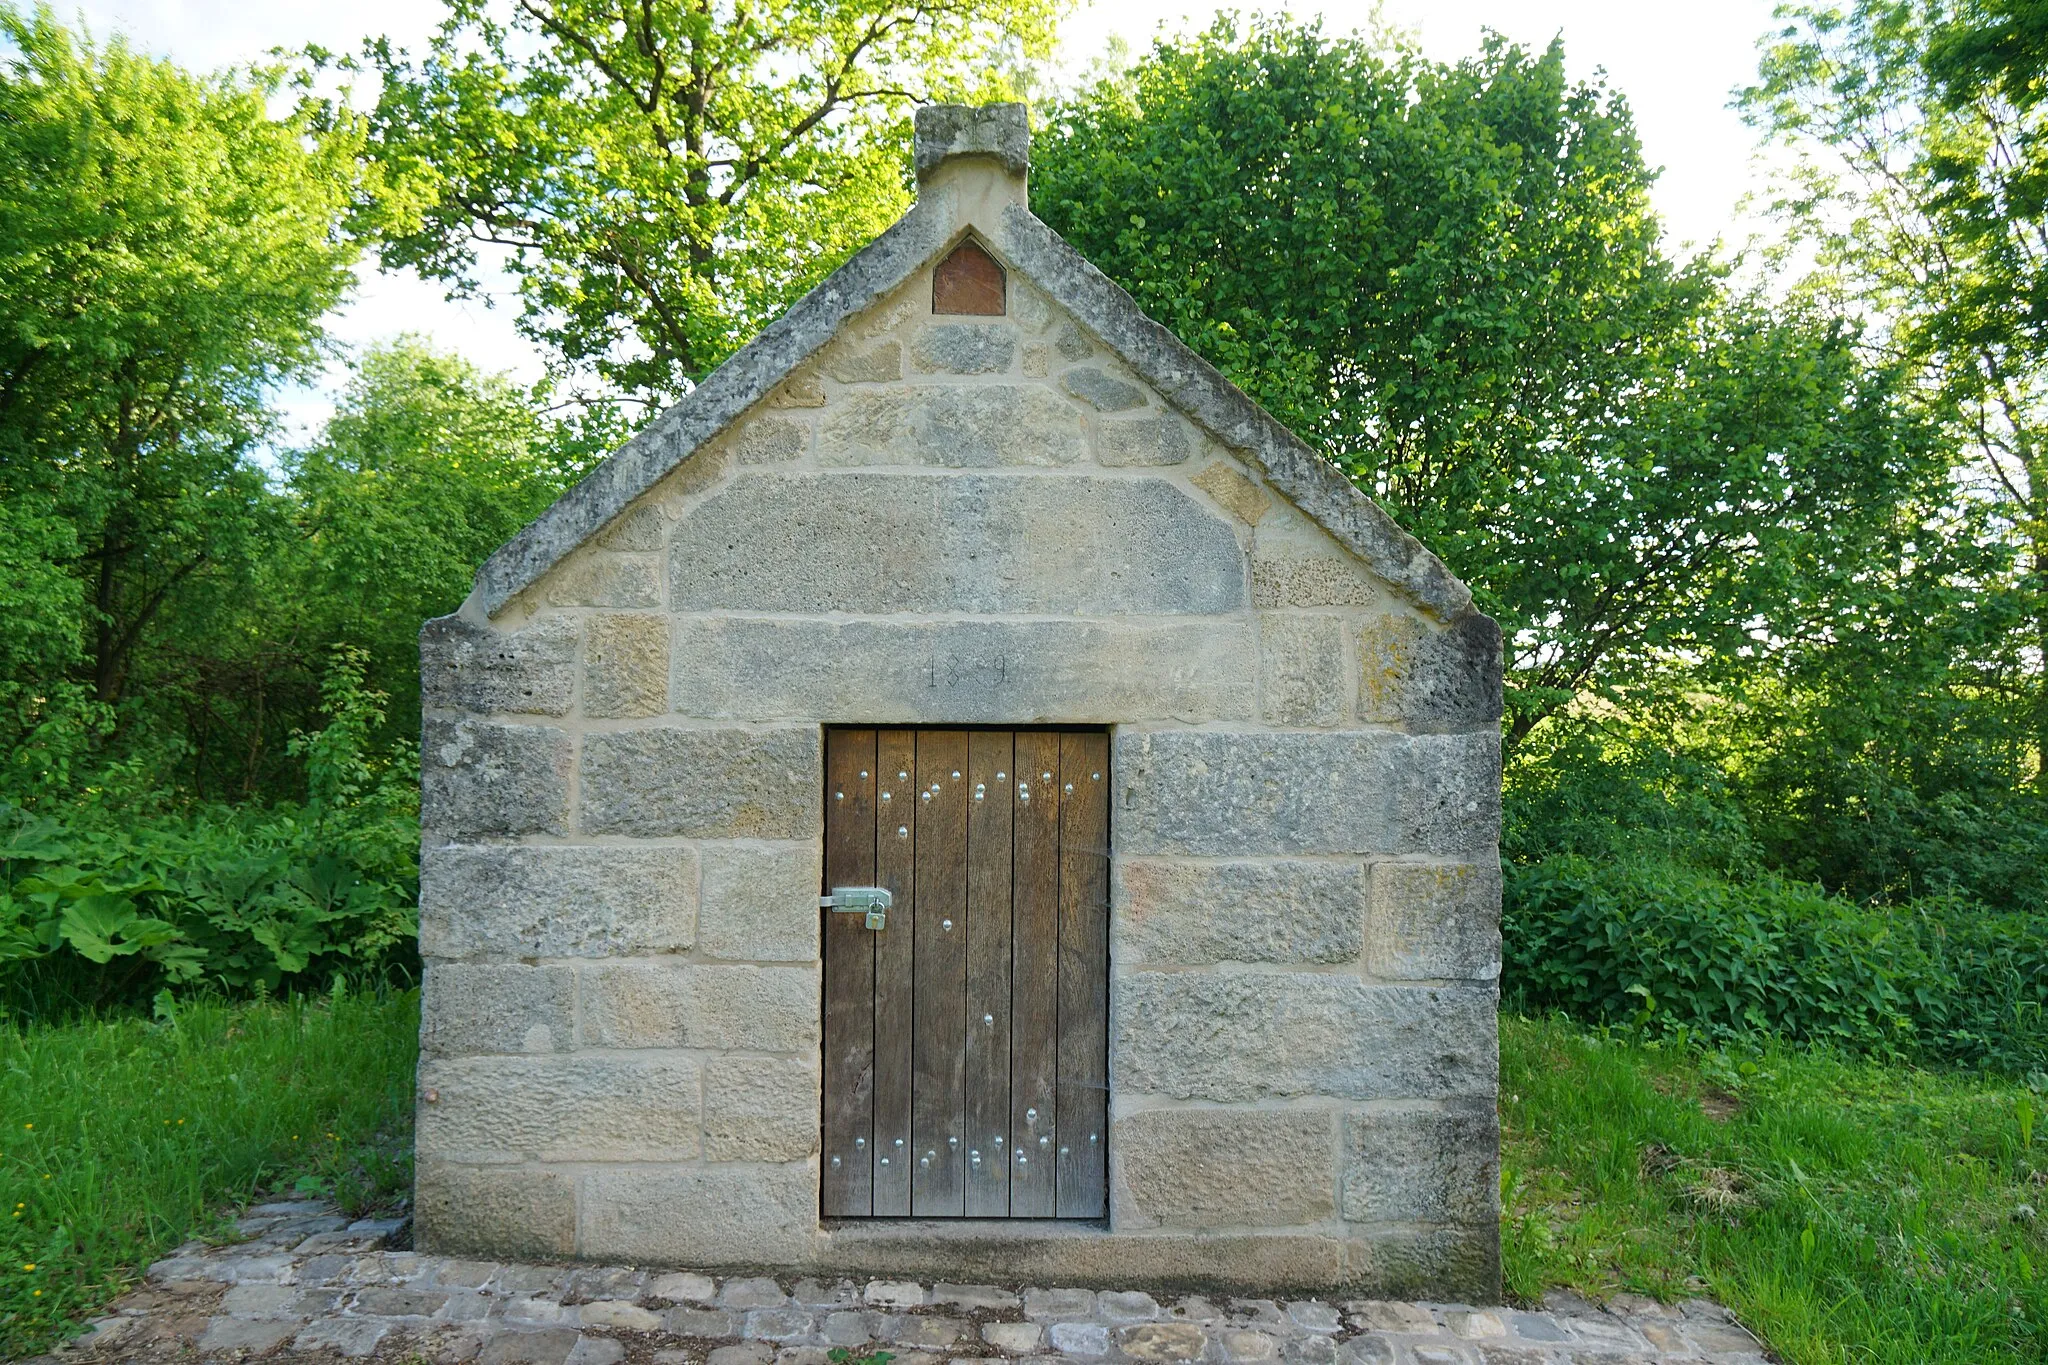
36,1201 -> 1773,1365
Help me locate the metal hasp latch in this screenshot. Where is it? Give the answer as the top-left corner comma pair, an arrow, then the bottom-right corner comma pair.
820,886 -> 892,931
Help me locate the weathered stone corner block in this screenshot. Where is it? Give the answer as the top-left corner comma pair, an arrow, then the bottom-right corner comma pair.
421,614 -> 576,716
419,844 -> 696,959
580,725 -> 820,838
420,719 -> 571,839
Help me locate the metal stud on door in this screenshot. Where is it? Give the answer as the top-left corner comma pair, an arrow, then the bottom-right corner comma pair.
820,727 -> 1108,1219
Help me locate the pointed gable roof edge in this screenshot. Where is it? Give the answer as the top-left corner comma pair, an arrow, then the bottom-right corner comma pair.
473,199 -> 1475,625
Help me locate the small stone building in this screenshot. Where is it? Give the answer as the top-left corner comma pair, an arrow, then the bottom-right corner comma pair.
416,104 -> 1504,1300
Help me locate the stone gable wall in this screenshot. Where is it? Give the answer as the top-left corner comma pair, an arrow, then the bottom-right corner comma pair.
417,247 -> 1504,1298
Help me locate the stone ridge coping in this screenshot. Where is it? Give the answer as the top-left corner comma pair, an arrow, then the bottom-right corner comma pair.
471,194 -> 1479,627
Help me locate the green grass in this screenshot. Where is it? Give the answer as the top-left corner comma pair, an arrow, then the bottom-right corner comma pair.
0,989 -> 417,1357
1502,1012 -> 2048,1363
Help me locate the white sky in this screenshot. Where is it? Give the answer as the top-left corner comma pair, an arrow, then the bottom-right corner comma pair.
73,0 -> 1787,441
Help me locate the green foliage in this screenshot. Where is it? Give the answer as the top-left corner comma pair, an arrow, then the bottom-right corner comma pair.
1506,854 -> 2048,1074
346,0 -> 1065,402
0,649 -> 418,1016
0,989 -> 416,1356
1501,1013 -> 2048,1364
1034,18 -> 1949,743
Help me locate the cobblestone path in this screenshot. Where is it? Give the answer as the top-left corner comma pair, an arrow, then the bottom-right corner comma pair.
34,1201 -> 1772,1365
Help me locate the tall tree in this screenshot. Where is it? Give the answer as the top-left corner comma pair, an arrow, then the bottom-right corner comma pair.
1745,0 -> 2048,782
0,6 -> 362,724
351,0 -> 1065,405
1035,18 -> 1944,745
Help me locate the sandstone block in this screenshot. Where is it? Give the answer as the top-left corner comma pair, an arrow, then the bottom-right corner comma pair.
1398,732 -> 1501,857
1114,730 -> 1401,856
599,503 -> 669,552
1096,416 -> 1189,466
1367,862 -> 1501,981
700,843 -> 823,961
1061,366 -> 1145,411
1192,462 -> 1271,524
1251,551 -> 1381,609
1112,971 -> 1497,1102
420,844 -> 695,959
581,1164 -> 814,1265
824,341 -> 902,384
421,615 -> 576,716
1358,614 -> 1503,729
734,416 -> 808,465
543,554 -> 662,608
1260,615 -> 1347,726
414,1161 -> 576,1260
1114,859 -> 1364,966
585,613 -> 670,718
705,1054 -> 821,1160
670,473 -> 1245,615
579,962 -> 819,1052
1360,1226 -> 1501,1303
910,323 -> 1016,374
580,725 -> 819,838
418,1054 -> 701,1163
819,388 -> 1081,467
420,963 -> 574,1057
1113,1109 -> 1335,1228
669,617 -> 1254,724
421,719 -> 572,839
1342,1103 -> 1499,1225
775,369 -> 827,408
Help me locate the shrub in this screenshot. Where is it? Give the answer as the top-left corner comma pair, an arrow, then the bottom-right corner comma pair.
1504,853 -> 2048,1075
0,649 -> 418,1017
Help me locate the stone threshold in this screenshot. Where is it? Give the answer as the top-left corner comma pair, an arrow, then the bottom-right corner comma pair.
37,1199 -> 1771,1365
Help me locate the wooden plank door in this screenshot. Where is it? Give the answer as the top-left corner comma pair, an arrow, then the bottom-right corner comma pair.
820,727 -> 1108,1219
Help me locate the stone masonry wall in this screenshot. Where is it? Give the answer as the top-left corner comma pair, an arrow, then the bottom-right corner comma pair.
417,232 -> 1504,1297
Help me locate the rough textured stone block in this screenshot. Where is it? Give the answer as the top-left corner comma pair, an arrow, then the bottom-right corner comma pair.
819,388 -> 1081,467
421,615 -> 576,716
734,416 -> 808,465
699,843 -> 822,962
1361,1226 -> 1501,1303
542,554 -> 662,608
421,719 -> 572,839
1367,861 -> 1501,981
704,1054 -> 821,1160
1251,551 -> 1381,609
419,963 -> 573,1057
579,962 -> 819,1052
420,844 -> 695,959
418,1054 -> 701,1162
1055,321 -> 1094,360
1062,366 -> 1145,411
1113,971 -> 1497,1102
910,323 -> 1016,374
598,503 -> 668,552
585,613 -> 670,719
1192,462 -> 1271,524
1260,615 -> 1347,727
1096,416 -> 1190,466
1398,732 -> 1501,857
823,341 -> 902,384
1115,859 -> 1364,965
414,1161 -> 575,1260
1114,730 -> 1400,856
1358,614 -> 1503,729
1114,1109 -> 1335,1228
581,725 -> 819,838
669,618 -> 1253,724
670,473 -> 1244,615
1341,1103 -> 1499,1224
581,1164 -> 815,1265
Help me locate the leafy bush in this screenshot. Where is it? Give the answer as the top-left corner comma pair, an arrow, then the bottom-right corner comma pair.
1505,853 -> 2048,1075
0,649 -> 418,1017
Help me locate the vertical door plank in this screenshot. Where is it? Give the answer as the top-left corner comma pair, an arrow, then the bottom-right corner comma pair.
963,730 -> 1015,1216
821,730 -> 876,1217
1008,731 -> 1062,1217
872,730 -> 917,1215
911,730 -> 969,1215
1055,732 -> 1110,1217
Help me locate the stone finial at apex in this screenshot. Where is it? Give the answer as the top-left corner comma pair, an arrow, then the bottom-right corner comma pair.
914,102 -> 1030,183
